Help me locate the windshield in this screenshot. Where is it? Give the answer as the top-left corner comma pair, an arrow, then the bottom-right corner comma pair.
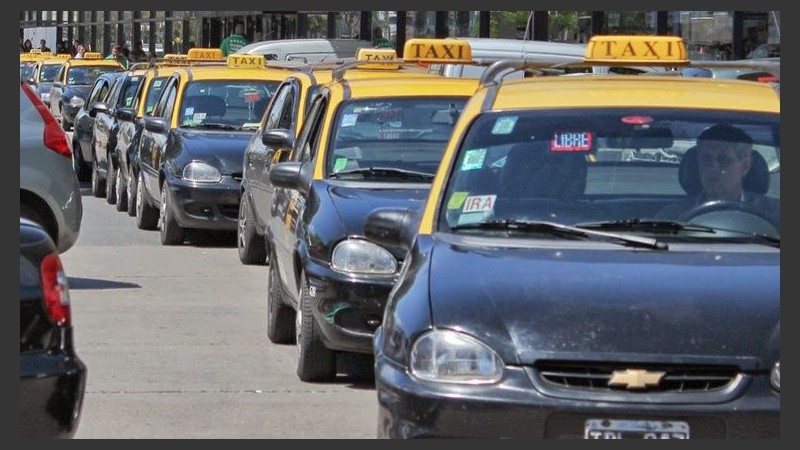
326,97 -> 467,178
178,80 -> 279,129
20,63 -> 35,80
66,65 -> 123,85
38,64 -> 61,82
439,108 -> 780,241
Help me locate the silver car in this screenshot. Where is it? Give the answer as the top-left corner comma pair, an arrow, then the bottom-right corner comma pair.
20,80 -> 83,253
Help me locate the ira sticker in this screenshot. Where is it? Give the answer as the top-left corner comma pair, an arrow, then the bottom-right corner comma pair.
492,116 -> 518,135
462,194 -> 496,213
341,113 -> 358,127
551,131 -> 593,152
461,149 -> 487,171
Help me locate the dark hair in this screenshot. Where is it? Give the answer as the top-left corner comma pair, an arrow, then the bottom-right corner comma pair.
698,124 -> 753,145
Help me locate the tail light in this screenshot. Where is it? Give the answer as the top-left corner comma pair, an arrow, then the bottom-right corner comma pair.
20,80 -> 72,158
40,252 -> 71,326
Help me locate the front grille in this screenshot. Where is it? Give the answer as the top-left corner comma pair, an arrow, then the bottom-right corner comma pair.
536,361 -> 739,393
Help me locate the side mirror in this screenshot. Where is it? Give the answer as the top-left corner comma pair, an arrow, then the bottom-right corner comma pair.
90,102 -> 109,117
364,207 -> 417,252
261,128 -> 295,149
116,107 -> 136,122
269,162 -> 306,194
144,116 -> 167,133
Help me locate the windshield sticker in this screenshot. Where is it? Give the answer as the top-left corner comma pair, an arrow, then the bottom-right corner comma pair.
193,112 -> 207,121
462,194 -> 496,213
184,107 -> 194,116
551,131 -> 593,152
341,113 -> 358,127
457,211 -> 492,226
492,116 -> 518,135
447,191 -> 469,210
333,157 -> 348,172
461,149 -> 487,171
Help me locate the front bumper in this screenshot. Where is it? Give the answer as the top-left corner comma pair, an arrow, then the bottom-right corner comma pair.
166,175 -> 240,231
374,345 -> 780,439
304,258 -> 395,354
20,352 -> 87,438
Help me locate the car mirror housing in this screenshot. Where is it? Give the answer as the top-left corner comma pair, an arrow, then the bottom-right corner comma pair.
90,102 -> 109,117
261,128 -> 295,149
364,207 -> 417,252
116,107 -> 136,122
144,117 -> 167,133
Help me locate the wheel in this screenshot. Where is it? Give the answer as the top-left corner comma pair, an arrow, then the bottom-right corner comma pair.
159,181 -> 185,245
90,159 -> 106,197
296,273 -> 336,382
105,156 -> 117,205
679,200 -> 779,236
115,167 -> 128,212
135,172 -> 159,230
71,141 -> 90,181
267,253 -> 295,344
126,167 -> 137,217
237,194 -> 267,265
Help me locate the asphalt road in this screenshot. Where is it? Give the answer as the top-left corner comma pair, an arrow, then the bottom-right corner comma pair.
61,179 -> 378,438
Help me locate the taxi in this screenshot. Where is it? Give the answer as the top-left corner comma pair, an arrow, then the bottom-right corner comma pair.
238,46 -> 436,265
365,35 -> 780,438
25,53 -> 70,107
263,38 -> 481,382
48,52 -> 125,131
134,49 -> 292,246
20,52 -> 45,79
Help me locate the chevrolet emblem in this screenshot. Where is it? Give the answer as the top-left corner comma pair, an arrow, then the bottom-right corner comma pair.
608,369 -> 665,389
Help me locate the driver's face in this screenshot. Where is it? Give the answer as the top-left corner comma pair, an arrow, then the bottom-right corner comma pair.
697,140 -> 752,201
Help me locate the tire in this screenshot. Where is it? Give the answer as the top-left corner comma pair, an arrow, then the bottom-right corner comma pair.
126,167 -> 137,217
237,194 -> 267,265
135,172 -> 159,230
72,141 -> 90,181
105,156 -> 117,205
159,181 -> 184,245
90,159 -> 106,197
115,167 -> 128,212
267,254 -> 295,344
296,273 -> 336,382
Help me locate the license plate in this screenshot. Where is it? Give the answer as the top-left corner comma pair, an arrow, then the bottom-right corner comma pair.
584,419 -> 690,439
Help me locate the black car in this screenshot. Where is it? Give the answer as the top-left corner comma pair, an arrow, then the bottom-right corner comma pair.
27,59 -> 64,108
20,218 -> 86,438
72,72 -> 123,186
265,75 -> 476,382
89,71 -> 146,209
49,58 -> 124,131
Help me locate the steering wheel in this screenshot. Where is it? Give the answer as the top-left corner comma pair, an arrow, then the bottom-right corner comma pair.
679,200 -> 779,236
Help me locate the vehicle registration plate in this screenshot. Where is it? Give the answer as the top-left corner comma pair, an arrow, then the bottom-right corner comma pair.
584,419 -> 690,439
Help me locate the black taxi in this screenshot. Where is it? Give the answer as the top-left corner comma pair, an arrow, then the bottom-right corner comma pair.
264,39 -> 481,382
134,49 -> 291,245
365,35 -> 780,438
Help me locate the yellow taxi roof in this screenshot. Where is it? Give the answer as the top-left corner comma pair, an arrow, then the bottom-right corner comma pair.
37,58 -> 67,66
65,59 -> 125,68
169,65 -> 293,81
489,76 -> 779,113
331,76 -> 479,99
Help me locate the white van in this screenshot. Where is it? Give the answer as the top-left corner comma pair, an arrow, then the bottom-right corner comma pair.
234,38 -> 372,63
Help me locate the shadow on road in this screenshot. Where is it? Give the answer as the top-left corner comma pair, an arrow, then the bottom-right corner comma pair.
68,277 -> 141,290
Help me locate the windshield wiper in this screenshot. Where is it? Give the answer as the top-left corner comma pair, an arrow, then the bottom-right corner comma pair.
451,219 -> 668,250
329,166 -> 435,181
575,219 -> 717,234
181,122 -> 241,131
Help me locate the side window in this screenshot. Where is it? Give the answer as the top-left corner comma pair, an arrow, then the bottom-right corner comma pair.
162,88 -> 178,125
293,94 -> 327,163
264,83 -> 291,130
106,78 -> 123,105
119,76 -> 141,108
87,79 -> 107,104
152,77 -> 177,118
277,85 -> 296,130
143,77 -> 167,115
55,66 -> 65,83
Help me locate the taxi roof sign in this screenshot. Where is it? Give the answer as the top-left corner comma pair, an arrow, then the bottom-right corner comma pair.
163,53 -> 190,65
83,52 -> 102,60
585,35 -> 689,66
54,53 -> 72,60
187,48 -> 224,61
356,48 -> 400,69
403,38 -> 472,64
227,54 -> 266,68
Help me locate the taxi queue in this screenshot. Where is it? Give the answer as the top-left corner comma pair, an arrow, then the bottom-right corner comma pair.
21,35 -> 780,439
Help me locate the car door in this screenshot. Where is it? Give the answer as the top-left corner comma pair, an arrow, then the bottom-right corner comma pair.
76,76 -> 111,168
49,64 -> 66,119
249,80 -> 299,229
271,92 -> 327,301
94,76 -> 122,174
139,75 -> 178,204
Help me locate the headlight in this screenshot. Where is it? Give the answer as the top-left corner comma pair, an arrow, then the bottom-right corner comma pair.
69,96 -> 84,108
770,361 -> 780,391
182,161 -> 221,183
331,240 -> 396,275
410,329 -> 504,384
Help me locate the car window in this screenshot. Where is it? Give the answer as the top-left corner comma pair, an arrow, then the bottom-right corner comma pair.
87,79 -> 108,104
66,65 -> 122,85
119,75 -> 143,108
143,76 -> 167,115
264,83 -> 291,130
106,77 -> 123,105
178,80 -> 280,129
38,64 -> 61,82
293,94 -> 326,163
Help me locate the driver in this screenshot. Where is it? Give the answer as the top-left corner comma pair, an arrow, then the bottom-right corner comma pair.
656,124 -> 779,228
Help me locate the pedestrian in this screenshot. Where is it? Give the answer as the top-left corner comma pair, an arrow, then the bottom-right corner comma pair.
71,38 -> 80,56
220,23 -> 248,56
23,38 -> 33,52
105,44 -> 129,69
39,39 -> 51,52
372,26 -> 392,48
129,39 -> 146,63
74,44 -> 86,59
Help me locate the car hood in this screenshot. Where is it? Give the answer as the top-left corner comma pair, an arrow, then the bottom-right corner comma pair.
428,244 -> 779,366
63,84 -> 92,99
327,184 -> 429,237
177,129 -> 251,175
